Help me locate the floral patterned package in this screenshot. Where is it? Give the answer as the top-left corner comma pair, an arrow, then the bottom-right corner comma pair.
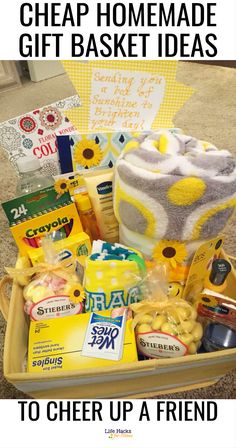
0,95 -> 80,176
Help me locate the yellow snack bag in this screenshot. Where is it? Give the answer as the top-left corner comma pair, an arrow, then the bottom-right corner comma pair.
84,240 -> 146,312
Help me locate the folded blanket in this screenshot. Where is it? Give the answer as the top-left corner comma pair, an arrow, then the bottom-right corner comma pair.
114,131 -> 236,262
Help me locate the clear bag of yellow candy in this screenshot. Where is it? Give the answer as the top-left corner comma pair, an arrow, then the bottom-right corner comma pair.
130,263 -> 203,358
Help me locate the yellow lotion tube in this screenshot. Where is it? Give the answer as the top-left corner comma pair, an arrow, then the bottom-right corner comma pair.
83,169 -> 119,243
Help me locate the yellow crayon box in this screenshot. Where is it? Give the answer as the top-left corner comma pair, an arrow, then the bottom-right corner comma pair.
10,203 -> 83,256
28,311 -> 138,373
28,232 -> 91,266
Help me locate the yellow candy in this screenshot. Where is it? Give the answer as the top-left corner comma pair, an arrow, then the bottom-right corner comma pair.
178,333 -> 194,345
176,307 -> 191,321
190,308 -> 198,321
31,285 -> 52,303
137,324 -> 152,333
24,283 -> 37,299
191,322 -> 203,342
161,322 -> 178,335
24,280 -> 53,303
138,314 -> 154,325
188,342 -> 197,354
177,319 -> 195,334
167,308 -> 180,324
152,314 -> 166,330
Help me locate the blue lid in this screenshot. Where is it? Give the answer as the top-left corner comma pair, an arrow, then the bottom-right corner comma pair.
203,322 -> 236,351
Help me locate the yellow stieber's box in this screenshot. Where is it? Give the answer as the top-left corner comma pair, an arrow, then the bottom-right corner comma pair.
28,232 -> 91,266
28,311 -> 137,373
11,203 -> 83,256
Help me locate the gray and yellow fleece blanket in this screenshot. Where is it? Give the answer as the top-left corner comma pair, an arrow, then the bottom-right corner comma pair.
114,131 -> 236,264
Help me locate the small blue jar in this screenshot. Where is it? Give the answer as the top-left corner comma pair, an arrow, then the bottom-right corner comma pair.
203,323 -> 236,352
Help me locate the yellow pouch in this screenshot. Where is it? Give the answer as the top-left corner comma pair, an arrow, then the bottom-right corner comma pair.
85,255 -> 143,312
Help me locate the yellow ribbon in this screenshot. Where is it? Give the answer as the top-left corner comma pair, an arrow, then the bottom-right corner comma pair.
5,259 -> 73,283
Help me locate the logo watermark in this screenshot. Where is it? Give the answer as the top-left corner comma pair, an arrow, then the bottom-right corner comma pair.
105,428 -> 133,439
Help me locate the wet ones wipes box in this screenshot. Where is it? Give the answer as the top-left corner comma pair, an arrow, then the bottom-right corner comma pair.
82,312 -> 126,361
28,311 -> 137,373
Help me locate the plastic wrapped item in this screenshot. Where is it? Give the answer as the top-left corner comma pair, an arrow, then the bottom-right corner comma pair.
196,291 -> 236,331
195,289 -> 236,352
6,238 -> 85,321
131,299 -> 203,358
130,263 -> 203,358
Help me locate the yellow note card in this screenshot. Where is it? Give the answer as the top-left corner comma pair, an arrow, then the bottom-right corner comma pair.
62,61 -> 195,132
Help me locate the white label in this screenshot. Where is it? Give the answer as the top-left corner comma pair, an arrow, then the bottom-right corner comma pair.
136,331 -> 188,358
89,68 -> 165,131
82,312 -> 126,361
30,295 -> 82,321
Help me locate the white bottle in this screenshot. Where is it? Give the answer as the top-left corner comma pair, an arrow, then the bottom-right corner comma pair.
16,157 -> 54,195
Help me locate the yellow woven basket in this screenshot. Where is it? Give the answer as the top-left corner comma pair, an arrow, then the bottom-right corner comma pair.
0,252 -> 236,399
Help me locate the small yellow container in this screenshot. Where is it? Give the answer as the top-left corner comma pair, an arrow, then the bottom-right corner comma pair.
0,252 -> 236,399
